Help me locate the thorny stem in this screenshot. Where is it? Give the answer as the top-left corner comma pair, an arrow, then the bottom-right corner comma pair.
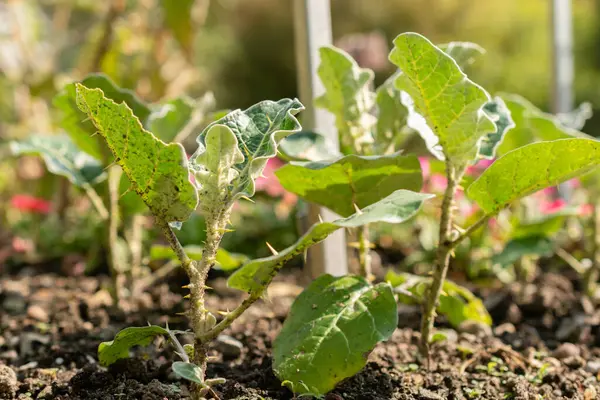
83,183 -> 109,220
583,201 -> 600,297
419,161 -> 462,363
555,247 -> 587,275
358,224 -> 373,281
449,214 -> 490,248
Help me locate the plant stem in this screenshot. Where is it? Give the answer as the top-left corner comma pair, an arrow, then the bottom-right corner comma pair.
126,214 -> 144,291
583,201 -> 600,297
449,214 -> 490,248
358,224 -> 373,281
88,0 -> 124,73
555,247 -> 586,275
199,292 -> 262,343
83,183 -> 109,220
107,166 -> 123,303
419,161 -> 461,362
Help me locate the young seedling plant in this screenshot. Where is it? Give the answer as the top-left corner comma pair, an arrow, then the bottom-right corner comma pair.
72,80 -> 433,398
384,33 -> 600,362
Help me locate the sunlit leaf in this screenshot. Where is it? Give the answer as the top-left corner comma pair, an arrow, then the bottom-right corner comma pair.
467,138 -> 600,214
390,33 -> 496,164
76,84 -> 198,223
147,97 -> 194,143
278,131 -> 341,162
439,41 -> 486,68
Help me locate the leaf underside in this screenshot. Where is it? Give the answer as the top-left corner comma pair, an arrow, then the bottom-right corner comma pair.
273,274 -> 397,396
228,190 -> 433,294
75,84 -> 199,223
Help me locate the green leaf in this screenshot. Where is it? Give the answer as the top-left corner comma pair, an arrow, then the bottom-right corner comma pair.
75,84 -> 199,223
386,271 -> 492,327
390,33 -> 496,164
147,97 -> 194,143
172,361 -> 204,385
491,236 -> 553,268
193,124 -> 244,214
161,0 -> 195,56
273,274 -> 397,396
150,244 -> 247,271
467,138 -> 600,214
512,211 -> 576,239
278,131 -> 341,162
228,190 -> 432,294
190,99 -> 304,201
98,325 -> 168,366
438,41 -> 486,69
54,74 -> 151,162
10,134 -> 106,187
498,94 -> 591,155
478,97 -> 515,159
375,76 -> 408,154
275,153 -> 422,217
316,46 -> 375,152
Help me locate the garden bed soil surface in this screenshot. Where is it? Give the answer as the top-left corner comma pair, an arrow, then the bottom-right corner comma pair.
2,267 -> 600,400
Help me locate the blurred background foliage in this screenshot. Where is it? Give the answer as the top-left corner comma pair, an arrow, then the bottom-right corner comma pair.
1,0 -> 600,274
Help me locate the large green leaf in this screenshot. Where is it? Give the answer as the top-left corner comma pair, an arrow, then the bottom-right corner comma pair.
228,190 -> 433,294
98,325 -> 168,366
54,74 -> 151,162
557,102 -> 593,130
75,84 -> 199,223
498,94 -> 591,155
147,97 -> 194,143
275,153 -> 422,217
438,41 -> 486,69
190,99 -> 304,201
478,97 -> 514,159
467,138 -> 600,214
315,46 -> 375,152
375,76 -> 408,154
10,134 -> 105,187
278,131 -> 341,162
390,33 -> 496,164
273,274 -> 397,396
161,0 -> 195,56
386,271 -> 492,328
171,361 -> 204,384
491,236 -> 553,268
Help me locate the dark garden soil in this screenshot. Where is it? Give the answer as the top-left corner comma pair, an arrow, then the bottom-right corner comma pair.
2,266 -> 600,400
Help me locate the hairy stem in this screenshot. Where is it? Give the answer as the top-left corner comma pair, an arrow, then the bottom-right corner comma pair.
83,183 -> 109,220
126,215 -> 145,291
584,202 -> 600,297
358,224 -> 373,281
419,162 -> 461,362
107,166 -> 123,303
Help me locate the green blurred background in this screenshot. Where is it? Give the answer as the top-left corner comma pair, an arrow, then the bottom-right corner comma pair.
2,0 -> 600,136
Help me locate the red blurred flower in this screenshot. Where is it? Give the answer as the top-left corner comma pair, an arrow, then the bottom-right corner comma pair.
418,157 -> 431,180
465,159 -> 495,177
255,158 -> 297,205
579,204 -> 594,216
11,195 -> 51,214
539,198 -> 566,214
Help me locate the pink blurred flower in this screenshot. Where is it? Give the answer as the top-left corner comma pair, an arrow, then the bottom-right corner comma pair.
579,204 -> 594,216
465,158 -> 495,177
255,159 -> 297,204
418,157 -> 431,179
11,195 -> 51,214
539,198 -> 566,214
428,174 -> 448,193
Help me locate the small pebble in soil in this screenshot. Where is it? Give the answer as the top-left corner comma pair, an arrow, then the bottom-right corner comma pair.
585,360 -> 600,374
0,291 -> 26,315
457,320 -> 492,338
494,322 -> 516,336
552,342 -> 580,360
0,365 -> 18,399
27,304 -> 49,322
215,334 -> 243,360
